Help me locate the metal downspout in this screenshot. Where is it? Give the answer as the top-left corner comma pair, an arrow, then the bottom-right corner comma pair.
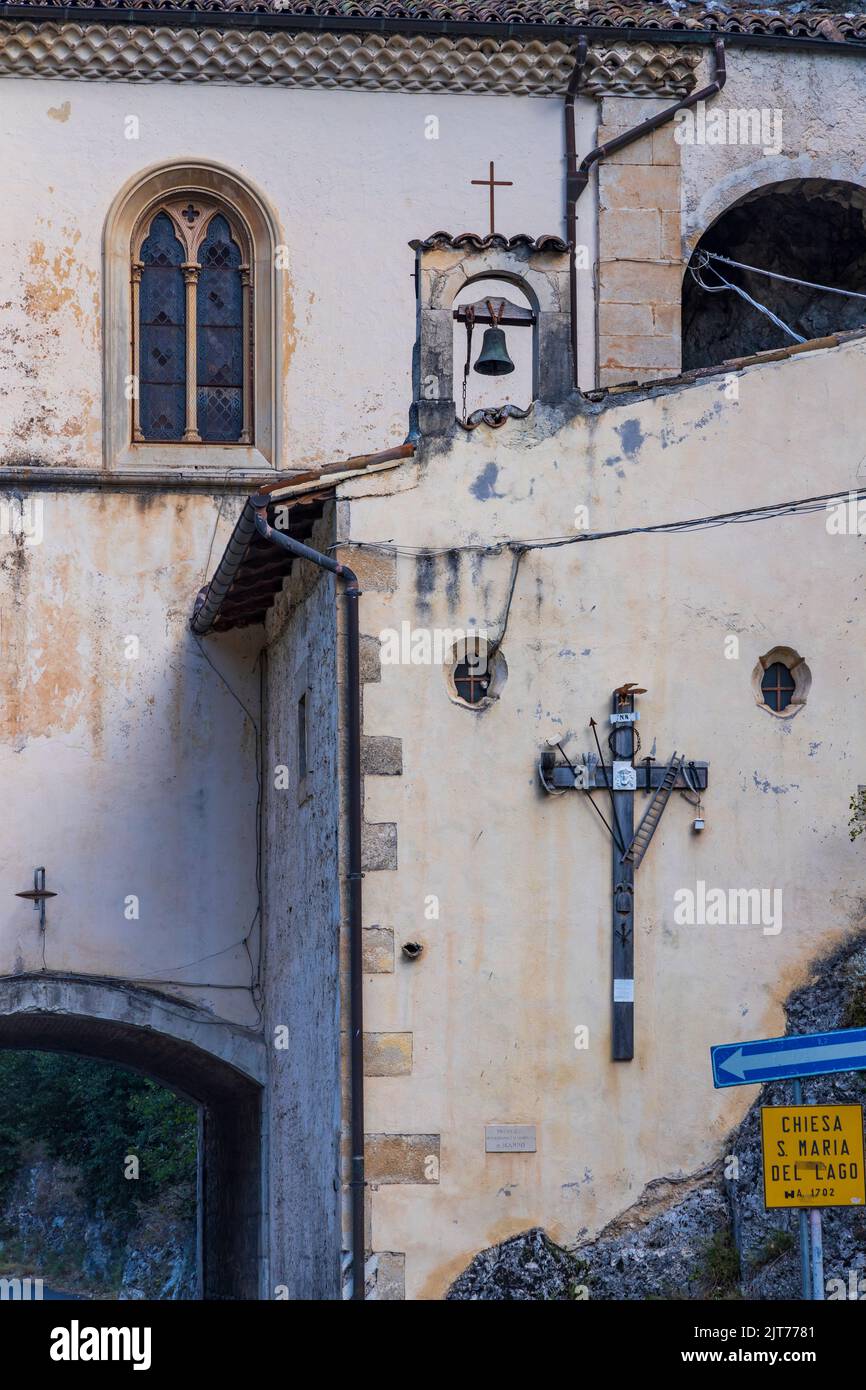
252,501 -> 366,1303
565,34 -> 588,390
572,36 -> 727,205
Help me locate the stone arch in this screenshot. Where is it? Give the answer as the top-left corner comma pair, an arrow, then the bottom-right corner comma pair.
103,158 -> 282,472
685,158 -> 866,256
0,974 -> 266,1300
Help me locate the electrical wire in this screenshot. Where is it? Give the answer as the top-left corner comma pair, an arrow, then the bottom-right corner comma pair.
690,255 -> 806,344
701,251 -> 866,303
489,544 -> 526,652
329,485 -> 866,561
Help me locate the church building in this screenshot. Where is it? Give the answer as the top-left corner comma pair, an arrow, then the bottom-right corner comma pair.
1,0 -> 864,1300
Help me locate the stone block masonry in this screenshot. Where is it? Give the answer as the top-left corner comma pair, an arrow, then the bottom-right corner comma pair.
596,96 -> 683,387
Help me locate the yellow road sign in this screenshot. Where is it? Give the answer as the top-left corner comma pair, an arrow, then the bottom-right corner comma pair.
761,1104 -> 866,1209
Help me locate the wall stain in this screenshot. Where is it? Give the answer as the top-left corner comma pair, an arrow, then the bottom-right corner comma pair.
470,461 -> 505,501
616,417 -> 645,459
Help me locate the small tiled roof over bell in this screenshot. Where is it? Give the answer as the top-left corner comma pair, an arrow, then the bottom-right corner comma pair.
5,1 -> 866,46
410,232 -> 570,252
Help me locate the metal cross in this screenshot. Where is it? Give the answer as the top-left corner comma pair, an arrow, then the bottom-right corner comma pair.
15,866 -> 57,933
471,161 -> 513,236
538,686 -> 709,1061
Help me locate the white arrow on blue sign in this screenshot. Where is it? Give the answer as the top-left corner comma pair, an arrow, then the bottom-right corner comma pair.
711,1025 -> 866,1088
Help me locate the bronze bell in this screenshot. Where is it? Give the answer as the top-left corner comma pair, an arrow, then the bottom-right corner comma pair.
473,325 -> 515,376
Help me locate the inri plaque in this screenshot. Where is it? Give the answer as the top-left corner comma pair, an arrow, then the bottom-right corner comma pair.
485,1124 -> 537,1153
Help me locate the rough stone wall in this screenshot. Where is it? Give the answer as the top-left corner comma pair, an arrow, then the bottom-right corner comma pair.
679,46 -> 866,264
263,509 -> 342,1301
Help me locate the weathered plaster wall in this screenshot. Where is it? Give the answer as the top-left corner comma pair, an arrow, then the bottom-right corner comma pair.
0,76 -> 584,467
339,335 -> 866,1298
262,514 -> 342,1300
0,487 -> 260,1026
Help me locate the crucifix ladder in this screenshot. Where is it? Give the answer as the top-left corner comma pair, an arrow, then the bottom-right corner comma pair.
621,752 -> 684,869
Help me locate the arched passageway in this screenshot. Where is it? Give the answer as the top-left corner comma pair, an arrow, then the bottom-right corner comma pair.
0,976 -> 266,1300
683,180 -> 866,370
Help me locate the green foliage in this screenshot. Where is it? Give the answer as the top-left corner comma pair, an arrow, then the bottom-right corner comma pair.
751,1228 -> 794,1269
849,788 -> 866,841
699,1228 -> 741,1300
0,1051 -> 197,1226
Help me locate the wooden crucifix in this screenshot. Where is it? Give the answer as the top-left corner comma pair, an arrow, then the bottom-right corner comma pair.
538,685 -> 709,1061
471,161 -> 512,236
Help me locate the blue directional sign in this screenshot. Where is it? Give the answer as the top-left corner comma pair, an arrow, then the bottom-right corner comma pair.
711,1025 -> 866,1088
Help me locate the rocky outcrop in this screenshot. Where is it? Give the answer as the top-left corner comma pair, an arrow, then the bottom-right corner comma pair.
0,1153 -> 196,1299
446,1227 -> 586,1301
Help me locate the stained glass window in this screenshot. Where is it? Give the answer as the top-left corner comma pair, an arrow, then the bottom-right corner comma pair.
139,212 -> 186,442
196,214 -> 244,443
134,202 -> 249,446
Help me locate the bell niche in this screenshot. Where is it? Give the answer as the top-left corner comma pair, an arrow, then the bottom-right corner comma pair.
410,231 -> 573,438
452,280 -> 533,427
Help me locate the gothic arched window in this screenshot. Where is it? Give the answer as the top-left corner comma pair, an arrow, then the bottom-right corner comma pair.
132,198 -> 252,446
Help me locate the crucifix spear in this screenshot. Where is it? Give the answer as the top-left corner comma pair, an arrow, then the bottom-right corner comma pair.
589,717 -> 625,854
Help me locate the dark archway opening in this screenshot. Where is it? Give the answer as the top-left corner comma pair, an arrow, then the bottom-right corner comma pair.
0,988 -> 263,1300
683,181 -> 866,371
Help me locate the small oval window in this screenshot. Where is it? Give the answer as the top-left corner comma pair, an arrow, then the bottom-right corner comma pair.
446,634 -> 507,710
761,662 -> 796,713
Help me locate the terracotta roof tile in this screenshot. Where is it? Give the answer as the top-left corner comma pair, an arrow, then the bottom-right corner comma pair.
6,1 -> 866,46
410,231 -> 569,251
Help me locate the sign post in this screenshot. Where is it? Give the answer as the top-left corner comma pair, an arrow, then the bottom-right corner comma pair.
792,1078 -> 811,1301
711,1025 -> 866,1300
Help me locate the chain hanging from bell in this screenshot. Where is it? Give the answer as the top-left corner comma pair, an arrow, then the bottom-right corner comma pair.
473,298 -> 515,377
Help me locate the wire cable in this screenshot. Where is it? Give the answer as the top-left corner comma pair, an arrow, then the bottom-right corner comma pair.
701,251 -> 866,303
331,486 -> 866,561
690,255 -> 806,344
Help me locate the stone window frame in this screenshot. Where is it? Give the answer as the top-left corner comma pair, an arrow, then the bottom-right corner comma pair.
751,645 -> 811,720
104,160 -> 281,472
445,634 -> 507,712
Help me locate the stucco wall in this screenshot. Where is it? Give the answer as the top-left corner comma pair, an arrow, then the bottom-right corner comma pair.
0,487 -> 261,1026
0,75 -> 587,468
263,513 -> 342,1300
340,335 -> 866,1298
